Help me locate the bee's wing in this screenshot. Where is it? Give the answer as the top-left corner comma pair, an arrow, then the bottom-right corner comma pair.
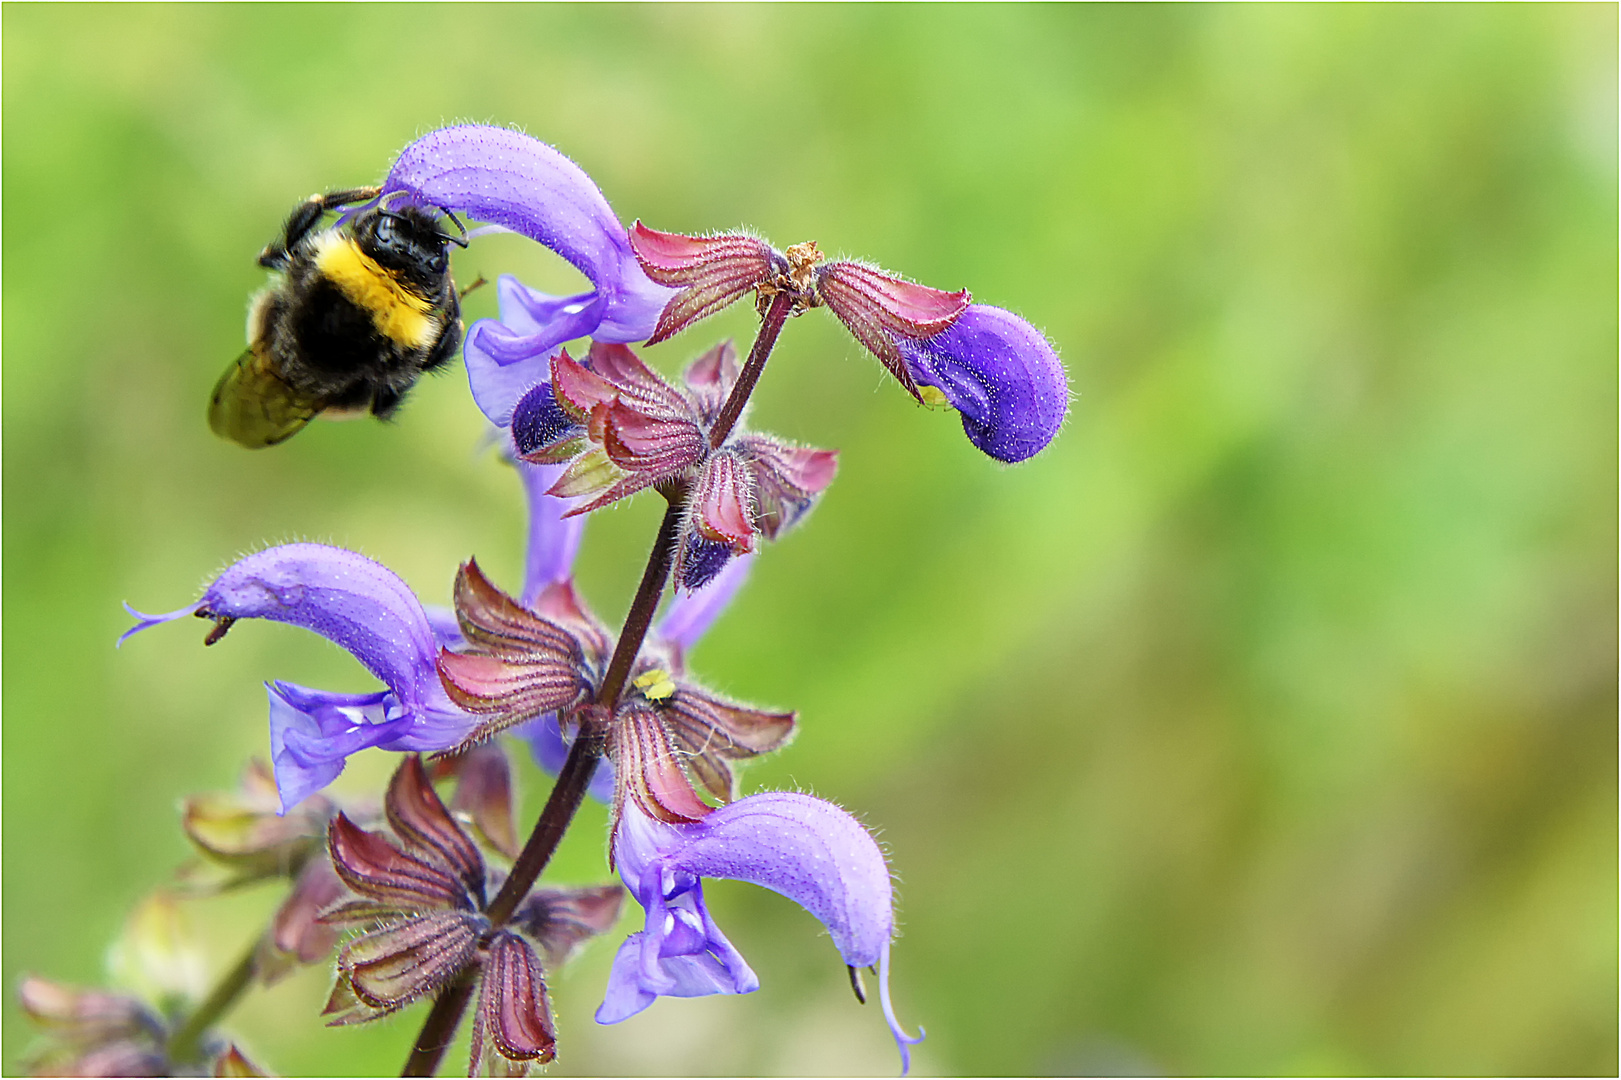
208,346 -> 320,448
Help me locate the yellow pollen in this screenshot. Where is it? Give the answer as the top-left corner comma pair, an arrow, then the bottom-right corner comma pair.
918,385 -> 952,409
633,668 -> 677,702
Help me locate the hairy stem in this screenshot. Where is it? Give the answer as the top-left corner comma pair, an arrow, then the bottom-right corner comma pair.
401,972 -> 477,1078
484,493 -> 684,927
482,721 -> 611,928
400,299 -> 791,1076
594,495 -> 686,711
708,290 -> 794,449
165,933 -> 259,1065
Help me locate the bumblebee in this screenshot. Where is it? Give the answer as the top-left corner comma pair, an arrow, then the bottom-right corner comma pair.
208,187 -> 470,448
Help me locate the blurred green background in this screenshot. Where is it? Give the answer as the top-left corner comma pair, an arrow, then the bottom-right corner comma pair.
4,4 -> 1615,1076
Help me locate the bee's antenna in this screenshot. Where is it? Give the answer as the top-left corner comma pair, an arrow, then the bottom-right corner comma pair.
437,207 -> 471,248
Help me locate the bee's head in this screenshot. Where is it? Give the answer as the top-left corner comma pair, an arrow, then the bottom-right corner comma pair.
353,205 -> 463,290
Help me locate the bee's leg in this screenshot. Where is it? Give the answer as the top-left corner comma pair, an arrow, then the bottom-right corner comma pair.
370,384 -> 404,420
258,186 -> 384,269
458,274 -> 488,301
420,314 -> 467,374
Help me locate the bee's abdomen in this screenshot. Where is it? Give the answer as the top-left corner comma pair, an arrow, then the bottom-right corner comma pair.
294,279 -> 391,374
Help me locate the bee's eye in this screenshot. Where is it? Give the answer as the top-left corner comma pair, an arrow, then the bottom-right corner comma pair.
428,252 -> 447,273
373,215 -> 399,247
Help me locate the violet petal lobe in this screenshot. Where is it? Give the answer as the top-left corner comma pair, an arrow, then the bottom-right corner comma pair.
463,277 -> 602,427
385,126 -> 675,345
896,304 -> 1069,464
464,329 -> 563,430
596,908 -> 759,1025
267,683 -> 408,813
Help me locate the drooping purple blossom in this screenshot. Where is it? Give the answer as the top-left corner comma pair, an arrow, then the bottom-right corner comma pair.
899,303 -> 1070,464
383,125 -> 677,398
602,795 -> 924,1074
121,544 -> 476,811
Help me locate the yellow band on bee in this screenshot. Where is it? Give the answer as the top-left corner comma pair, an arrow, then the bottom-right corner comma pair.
312,234 -> 438,348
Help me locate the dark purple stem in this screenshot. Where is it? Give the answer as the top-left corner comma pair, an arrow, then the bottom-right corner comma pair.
401,973 -> 476,1078
708,290 -> 794,449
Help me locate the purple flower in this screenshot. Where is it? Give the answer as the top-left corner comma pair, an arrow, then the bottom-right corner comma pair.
120,544 -> 475,811
899,303 -> 1070,464
514,458 -> 584,609
380,124 -> 678,428
601,795 -> 925,1074
386,126 -> 677,396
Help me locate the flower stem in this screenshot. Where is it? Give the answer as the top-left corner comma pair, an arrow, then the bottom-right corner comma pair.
401,972 -> 476,1078
595,494 -> 686,712
165,932 -> 259,1065
708,290 -> 794,449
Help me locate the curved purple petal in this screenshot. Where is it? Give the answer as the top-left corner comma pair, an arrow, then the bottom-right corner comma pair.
655,553 -> 753,653
186,544 -> 442,713
493,275 -> 601,342
897,304 -> 1069,464
385,126 -> 675,349
516,460 -> 584,607
465,322 -> 563,428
